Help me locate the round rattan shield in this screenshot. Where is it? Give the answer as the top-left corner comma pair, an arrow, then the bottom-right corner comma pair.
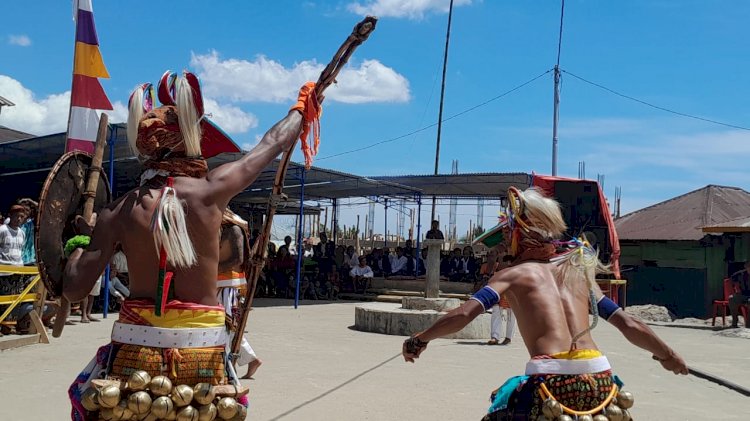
35,151 -> 111,297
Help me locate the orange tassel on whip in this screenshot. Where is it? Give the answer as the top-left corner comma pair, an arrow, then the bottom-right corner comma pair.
290,82 -> 322,169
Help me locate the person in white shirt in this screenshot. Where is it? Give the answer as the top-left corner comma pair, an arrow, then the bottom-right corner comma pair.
350,256 -> 374,293
0,205 -> 27,268
390,247 -> 408,275
345,245 -> 359,268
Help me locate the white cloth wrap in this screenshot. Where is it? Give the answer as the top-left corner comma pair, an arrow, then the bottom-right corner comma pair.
524,356 -> 612,375
111,322 -> 228,349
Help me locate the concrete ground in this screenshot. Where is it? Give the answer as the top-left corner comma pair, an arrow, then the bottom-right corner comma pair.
1,298 -> 748,420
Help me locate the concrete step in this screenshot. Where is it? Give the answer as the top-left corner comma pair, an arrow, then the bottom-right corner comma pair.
339,291 -> 469,304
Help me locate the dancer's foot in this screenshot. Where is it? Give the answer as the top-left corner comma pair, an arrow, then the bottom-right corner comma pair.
80,317 -> 90,323
241,359 -> 263,379
487,338 -> 499,345
500,338 -> 511,345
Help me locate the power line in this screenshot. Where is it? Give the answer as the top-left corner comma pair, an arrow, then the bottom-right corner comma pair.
562,69 -> 750,131
317,69 -> 553,161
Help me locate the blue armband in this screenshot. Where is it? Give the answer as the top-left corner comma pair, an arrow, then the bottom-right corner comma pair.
597,296 -> 621,321
471,286 -> 500,311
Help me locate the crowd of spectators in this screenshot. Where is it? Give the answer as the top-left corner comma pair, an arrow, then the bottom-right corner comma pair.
254,225 -> 491,300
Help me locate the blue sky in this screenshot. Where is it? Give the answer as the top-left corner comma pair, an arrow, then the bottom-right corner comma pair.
2,1 -> 749,238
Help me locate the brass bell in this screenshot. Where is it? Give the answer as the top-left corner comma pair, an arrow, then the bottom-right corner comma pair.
616,390 -> 634,409
150,396 -> 175,419
112,399 -> 134,420
592,415 -> 609,421
556,415 -> 574,421
149,375 -> 173,396
81,387 -> 100,411
229,404 -> 247,421
99,385 -> 122,408
621,409 -> 632,421
542,398 -> 563,419
172,384 -> 195,407
193,383 -> 215,406
128,371 -> 152,392
176,405 -> 200,421
578,415 -> 594,421
100,408 -> 115,420
216,397 -> 239,420
128,391 -> 153,415
165,408 -> 178,420
605,404 -> 624,421
136,412 -> 158,421
198,403 -> 218,421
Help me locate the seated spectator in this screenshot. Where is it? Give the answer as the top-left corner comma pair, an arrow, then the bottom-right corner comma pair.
416,248 -> 428,276
350,256 -> 374,294
278,235 -> 293,256
270,247 -> 296,298
314,232 -> 328,258
325,264 -> 341,299
390,247 -> 409,276
448,248 -> 464,282
344,245 -> 359,270
460,246 -> 478,282
300,267 -> 320,300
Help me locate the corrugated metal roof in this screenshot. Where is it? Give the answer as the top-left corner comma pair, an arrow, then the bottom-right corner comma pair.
0,125 -> 32,143
371,173 -> 532,198
616,185 -> 750,240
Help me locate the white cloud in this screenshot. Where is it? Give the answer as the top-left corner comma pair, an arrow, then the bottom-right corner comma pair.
0,75 -> 256,139
347,0 -> 472,19
0,75 -> 70,135
190,51 -> 410,104
241,134 -> 264,152
203,98 -> 258,134
8,35 -> 31,47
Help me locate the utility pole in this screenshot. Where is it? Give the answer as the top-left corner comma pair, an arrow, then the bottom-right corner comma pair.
431,0 -> 454,220
552,0 -> 565,176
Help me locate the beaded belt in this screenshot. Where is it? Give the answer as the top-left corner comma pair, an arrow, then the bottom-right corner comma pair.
111,322 -> 228,349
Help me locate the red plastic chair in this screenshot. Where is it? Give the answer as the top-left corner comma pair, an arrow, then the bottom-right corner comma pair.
712,278 -> 749,326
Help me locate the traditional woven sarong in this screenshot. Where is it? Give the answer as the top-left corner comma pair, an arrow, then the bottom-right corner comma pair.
483,350 -> 626,421
69,299 -> 247,421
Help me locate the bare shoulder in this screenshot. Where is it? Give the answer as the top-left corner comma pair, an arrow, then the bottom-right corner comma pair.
488,262 -> 550,288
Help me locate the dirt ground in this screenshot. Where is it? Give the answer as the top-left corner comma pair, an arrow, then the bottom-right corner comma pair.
1,299 -> 747,420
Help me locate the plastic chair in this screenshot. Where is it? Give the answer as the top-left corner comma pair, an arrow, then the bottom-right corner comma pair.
712,278 -> 749,326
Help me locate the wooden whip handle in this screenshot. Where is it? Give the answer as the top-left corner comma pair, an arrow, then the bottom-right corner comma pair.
52,113 -> 109,338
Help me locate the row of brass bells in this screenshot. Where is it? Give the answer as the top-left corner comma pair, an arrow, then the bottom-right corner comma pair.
537,389 -> 634,421
82,371 -> 245,420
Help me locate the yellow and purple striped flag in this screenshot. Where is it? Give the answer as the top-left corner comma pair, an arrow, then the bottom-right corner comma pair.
66,0 -> 112,153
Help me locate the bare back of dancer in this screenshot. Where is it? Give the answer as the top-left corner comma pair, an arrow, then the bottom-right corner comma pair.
63,112 -> 303,305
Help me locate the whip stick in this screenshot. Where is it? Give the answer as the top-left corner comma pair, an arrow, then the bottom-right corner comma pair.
688,366 -> 750,397
231,16 -> 378,358
52,113 -> 109,338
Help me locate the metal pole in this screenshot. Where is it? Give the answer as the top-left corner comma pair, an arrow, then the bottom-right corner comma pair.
102,124 -> 116,318
384,198 -> 388,249
415,194 -> 422,276
552,65 -> 560,176
294,169 -> 306,309
431,0 -> 455,220
332,198 -> 338,246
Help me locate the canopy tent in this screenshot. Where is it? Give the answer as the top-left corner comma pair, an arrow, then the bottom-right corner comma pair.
371,172 -> 532,199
